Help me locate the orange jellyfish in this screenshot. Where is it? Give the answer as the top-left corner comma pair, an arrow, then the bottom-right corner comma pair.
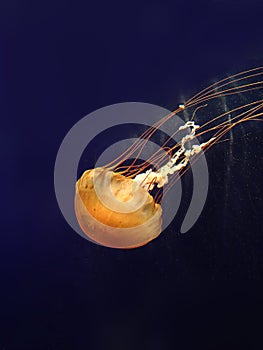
75,67 -> 263,249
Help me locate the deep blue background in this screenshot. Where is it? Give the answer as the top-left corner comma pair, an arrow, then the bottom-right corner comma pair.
1,1 -> 263,349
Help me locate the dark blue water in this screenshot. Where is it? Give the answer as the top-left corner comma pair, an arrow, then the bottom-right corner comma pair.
1,1 -> 263,349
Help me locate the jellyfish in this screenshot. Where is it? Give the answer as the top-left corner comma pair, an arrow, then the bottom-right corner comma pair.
75,67 -> 263,249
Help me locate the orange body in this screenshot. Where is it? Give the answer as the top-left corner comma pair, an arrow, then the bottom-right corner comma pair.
75,168 -> 162,249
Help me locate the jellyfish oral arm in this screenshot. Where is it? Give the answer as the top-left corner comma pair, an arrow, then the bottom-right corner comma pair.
133,120 -> 214,191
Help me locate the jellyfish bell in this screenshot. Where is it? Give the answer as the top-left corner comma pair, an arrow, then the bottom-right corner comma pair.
75,168 -> 162,249
74,67 -> 263,249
